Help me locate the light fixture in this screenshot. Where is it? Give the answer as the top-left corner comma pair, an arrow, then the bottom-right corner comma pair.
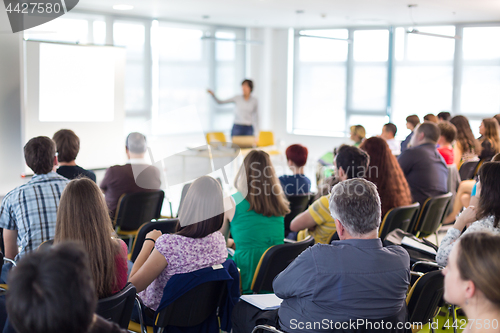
407,29 -> 461,40
200,36 -> 262,45
112,4 -> 133,10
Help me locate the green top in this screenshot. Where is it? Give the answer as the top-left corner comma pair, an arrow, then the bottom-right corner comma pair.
230,192 -> 284,294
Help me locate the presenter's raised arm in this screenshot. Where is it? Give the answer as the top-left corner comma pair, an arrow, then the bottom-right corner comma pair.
207,89 -> 235,105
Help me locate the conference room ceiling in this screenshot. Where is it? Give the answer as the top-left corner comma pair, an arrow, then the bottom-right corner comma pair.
76,0 -> 500,28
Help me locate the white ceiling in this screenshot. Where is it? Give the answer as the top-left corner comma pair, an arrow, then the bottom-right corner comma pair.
75,0 -> 500,28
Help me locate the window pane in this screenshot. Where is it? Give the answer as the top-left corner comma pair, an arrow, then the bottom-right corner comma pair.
216,31 -> 235,61
93,21 -> 106,45
353,30 -> 389,62
348,115 -> 388,137
461,66 -> 500,114
24,18 -> 88,43
463,27 -> 500,60
298,29 -> 348,62
352,65 -> 387,110
392,66 -> 453,137
407,26 -> 455,61
294,65 -> 346,134
113,22 -> 145,59
395,27 -> 405,61
124,62 -> 145,112
158,27 -> 203,61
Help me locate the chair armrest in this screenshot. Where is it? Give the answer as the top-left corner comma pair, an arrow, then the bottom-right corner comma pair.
252,325 -> 285,333
283,239 -> 296,244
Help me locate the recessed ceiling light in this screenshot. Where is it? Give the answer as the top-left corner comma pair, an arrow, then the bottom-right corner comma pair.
113,4 -> 134,10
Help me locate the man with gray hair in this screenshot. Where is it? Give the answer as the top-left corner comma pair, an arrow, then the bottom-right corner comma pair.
100,132 -> 161,217
269,178 -> 410,332
398,121 -> 448,206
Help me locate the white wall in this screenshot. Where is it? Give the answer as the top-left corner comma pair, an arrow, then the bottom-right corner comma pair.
248,27 -> 349,164
0,11 -> 26,196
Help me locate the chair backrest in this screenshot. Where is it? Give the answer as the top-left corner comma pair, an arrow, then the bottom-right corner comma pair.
328,232 -> 340,243
284,195 -> 310,237
206,132 -> 227,144
114,191 -> 165,232
257,131 -> 274,147
378,203 -> 420,240
177,183 -> 192,216
129,219 -> 180,262
412,193 -> 452,238
96,283 -> 136,329
406,270 -> 444,324
251,236 -> 315,293
155,280 -> 226,328
459,160 -> 479,181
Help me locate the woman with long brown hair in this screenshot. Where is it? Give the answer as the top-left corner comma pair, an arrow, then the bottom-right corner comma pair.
360,137 -> 413,218
478,117 -> 500,161
450,115 -> 480,167
54,178 -> 128,299
222,150 -> 290,294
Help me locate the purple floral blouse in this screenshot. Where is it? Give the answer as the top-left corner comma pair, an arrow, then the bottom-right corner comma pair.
138,231 -> 228,311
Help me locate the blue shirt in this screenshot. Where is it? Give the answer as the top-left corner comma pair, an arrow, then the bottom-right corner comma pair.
0,172 -> 69,260
273,239 -> 410,332
279,174 -> 311,196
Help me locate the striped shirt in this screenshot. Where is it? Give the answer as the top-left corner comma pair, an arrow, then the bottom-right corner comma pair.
298,194 -> 337,244
0,172 -> 69,260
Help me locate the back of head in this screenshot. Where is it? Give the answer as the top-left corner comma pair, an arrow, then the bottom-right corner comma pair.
406,115 -> 420,128
350,125 -> 366,140
360,137 -> 412,216
55,178 -> 118,298
494,114 -> 500,127
423,114 -> 439,123
383,123 -> 397,137
457,232 -> 500,310
329,178 -> 381,236
481,118 -> 500,152
24,136 -> 56,175
438,122 -> 457,144
52,129 -> 80,163
285,144 -> 308,167
335,145 -> 370,179
437,112 -> 451,122
236,150 -> 290,217
177,176 -> 224,238
415,121 -> 440,144
450,115 -> 478,153
6,242 -> 96,333
476,162 -> 500,228
126,132 -> 147,154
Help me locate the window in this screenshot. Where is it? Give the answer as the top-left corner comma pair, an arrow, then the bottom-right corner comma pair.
391,26 -> 455,138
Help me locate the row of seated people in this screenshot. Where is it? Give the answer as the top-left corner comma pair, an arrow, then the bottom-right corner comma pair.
1,176 -> 500,333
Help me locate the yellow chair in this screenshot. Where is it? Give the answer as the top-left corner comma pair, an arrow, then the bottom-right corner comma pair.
206,132 -> 226,144
257,131 -> 274,147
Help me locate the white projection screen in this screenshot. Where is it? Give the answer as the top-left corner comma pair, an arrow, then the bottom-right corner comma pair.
23,41 -> 126,173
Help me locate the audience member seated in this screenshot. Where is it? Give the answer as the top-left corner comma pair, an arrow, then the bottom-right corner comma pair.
494,113 -> 500,127
398,122 -> 448,207
100,132 -> 161,217
349,125 -> 366,147
223,150 -> 289,294
6,242 -> 128,333
129,176 -> 228,318
54,178 -> 128,299
437,162 -> 500,266
442,233 -> 500,325
53,129 -> 96,182
360,137 -> 413,218
380,122 -> 400,155
401,114 -> 420,153
477,117 -> 500,162
290,145 -> 369,244
437,122 -> 457,165
279,144 -> 311,196
450,115 -> 480,167
0,137 -> 69,279
437,111 -> 452,122
231,179 -> 410,333
424,113 -> 439,123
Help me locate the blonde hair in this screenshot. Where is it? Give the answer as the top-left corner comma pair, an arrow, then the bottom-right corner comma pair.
235,150 -> 290,217
350,125 -> 366,140
481,118 -> 500,155
55,178 -> 122,299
